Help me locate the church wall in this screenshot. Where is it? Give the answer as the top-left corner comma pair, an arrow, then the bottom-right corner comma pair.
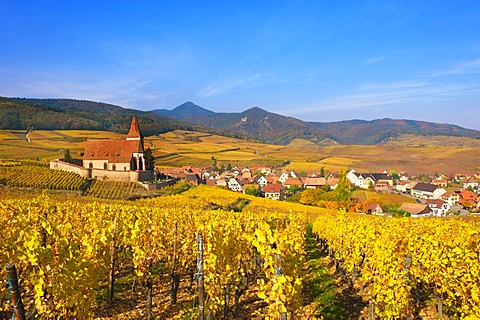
51,159 -> 151,182
50,160 -> 89,178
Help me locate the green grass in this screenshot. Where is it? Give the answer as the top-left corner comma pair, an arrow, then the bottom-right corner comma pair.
304,226 -> 345,319
304,225 -> 365,319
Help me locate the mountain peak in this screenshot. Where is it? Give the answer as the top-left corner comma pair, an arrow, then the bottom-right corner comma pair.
152,101 -> 214,120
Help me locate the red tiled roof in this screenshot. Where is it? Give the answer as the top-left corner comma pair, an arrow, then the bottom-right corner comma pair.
126,116 -> 144,139
84,139 -> 144,163
460,189 -> 477,201
265,183 -> 282,193
425,199 -> 447,208
304,177 -> 326,186
399,203 -> 430,215
283,177 -> 303,186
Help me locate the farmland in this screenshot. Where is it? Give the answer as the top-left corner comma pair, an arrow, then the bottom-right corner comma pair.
1,129 -> 479,175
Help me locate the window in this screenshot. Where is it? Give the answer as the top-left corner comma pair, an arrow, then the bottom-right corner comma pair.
112,164 -> 116,171
103,162 -> 107,170
89,162 -> 93,169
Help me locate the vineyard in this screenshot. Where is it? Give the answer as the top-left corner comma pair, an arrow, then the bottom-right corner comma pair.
86,180 -> 156,200
0,185 -> 479,319
313,211 -> 480,319
0,159 -> 164,200
0,160 -> 85,191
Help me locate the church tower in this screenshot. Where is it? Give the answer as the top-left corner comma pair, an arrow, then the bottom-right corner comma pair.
126,116 -> 144,142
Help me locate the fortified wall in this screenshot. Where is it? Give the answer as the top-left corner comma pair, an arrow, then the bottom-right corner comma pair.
50,159 -> 152,182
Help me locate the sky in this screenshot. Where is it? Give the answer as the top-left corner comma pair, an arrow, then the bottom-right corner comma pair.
1,1 -> 480,129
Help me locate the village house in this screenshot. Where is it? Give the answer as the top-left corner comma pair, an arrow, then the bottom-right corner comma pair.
410,182 -> 446,199
264,183 -> 284,200
283,177 -> 303,189
253,175 -> 268,187
432,179 -> 448,187
440,191 -> 460,206
399,203 -> 432,218
304,177 -> 327,189
278,171 -> 290,184
458,189 -> 478,208
346,169 -> 393,189
425,199 -> 450,217
366,203 -> 383,215
463,177 -> 479,191
186,173 -> 202,185
395,180 -> 411,193
227,178 -> 243,192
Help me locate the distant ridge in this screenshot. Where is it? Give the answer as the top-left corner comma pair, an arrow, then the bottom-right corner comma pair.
152,105 -> 327,145
0,97 -> 248,140
153,102 -> 480,145
1,96 -> 479,145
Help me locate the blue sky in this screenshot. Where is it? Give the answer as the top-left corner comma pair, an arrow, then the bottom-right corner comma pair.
1,1 -> 480,129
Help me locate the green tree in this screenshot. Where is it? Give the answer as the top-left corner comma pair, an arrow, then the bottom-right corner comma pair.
320,166 -> 325,178
63,149 -> 72,163
211,156 -> 218,171
244,184 -> 260,197
226,163 -> 232,171
335,168 -> 350,202
144,147 -> 155,170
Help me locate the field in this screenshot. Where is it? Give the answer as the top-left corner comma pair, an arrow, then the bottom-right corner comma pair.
2,129 -> 479,175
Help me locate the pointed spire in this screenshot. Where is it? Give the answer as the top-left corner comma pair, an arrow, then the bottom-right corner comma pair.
126,116 -> 144,140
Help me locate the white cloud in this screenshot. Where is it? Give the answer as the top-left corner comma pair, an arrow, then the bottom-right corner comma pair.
198,73 -> 263,97
365,56 -> 386,64
430,58 -> 480,77
284,80 -> 480,116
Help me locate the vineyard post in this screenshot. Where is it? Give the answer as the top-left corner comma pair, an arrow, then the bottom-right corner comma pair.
404,253 -> 413,319
6,264 -> 26,320
274,251 -> 287,320
108,215 -> 118,306
197,233 -> 205,320
404,253 -> 412,280
171,221 -> 180,305
368,300 -> 375,320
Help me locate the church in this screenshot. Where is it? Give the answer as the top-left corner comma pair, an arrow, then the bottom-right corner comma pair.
50,116 -> 152,182
83,116 -> 146,172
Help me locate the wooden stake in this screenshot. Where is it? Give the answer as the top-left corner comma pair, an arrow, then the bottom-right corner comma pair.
6,264 -> 26,320
197,233 -> 205,320
108,216 -> 117,305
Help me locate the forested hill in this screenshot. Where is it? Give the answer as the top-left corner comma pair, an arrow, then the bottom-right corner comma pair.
153,102 -> 328,145
2,97 -> 479,145
309,118 -> 480,145
153,101 -> 480,145
0,97 -> 248,139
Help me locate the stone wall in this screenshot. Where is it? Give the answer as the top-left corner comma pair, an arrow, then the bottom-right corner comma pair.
50,160 -> 89,178
50,159 -> 152,182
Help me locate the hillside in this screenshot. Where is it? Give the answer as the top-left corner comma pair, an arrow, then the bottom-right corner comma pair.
153,103 -> 327,145
154,102 -> 480,145
0,97 -> 248,140
310,118 -> 480,144
3,97 -> 479,146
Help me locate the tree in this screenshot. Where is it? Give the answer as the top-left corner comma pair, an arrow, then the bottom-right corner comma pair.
211,156 -> 218,171
335,168 -> 350,202
244,184 -> 260,197
300,189 -> 319,206
63,149 -> 72,163
320,166 -> 325,178
144,147 -> 155,170
226,163 -> 232,171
